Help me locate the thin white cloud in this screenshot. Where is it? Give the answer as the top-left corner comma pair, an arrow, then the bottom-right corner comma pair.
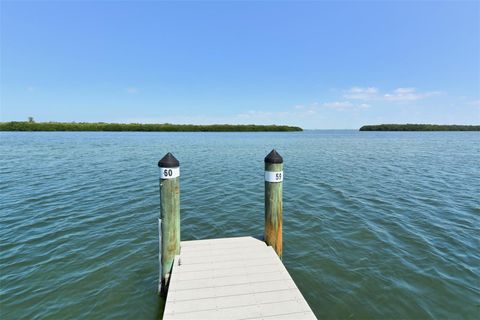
344,86 -> 441,102
288,85 -> 441,116
469,100 -> 480,107
321,101 -> 370,110
383,87 -> 441,101
237,108 -> 317,119
126,87 -> 139,94
323,101 -> 354,109
344,87 -> 378,100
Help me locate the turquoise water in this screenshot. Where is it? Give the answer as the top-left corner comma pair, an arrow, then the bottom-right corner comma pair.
1,131 -> 479,319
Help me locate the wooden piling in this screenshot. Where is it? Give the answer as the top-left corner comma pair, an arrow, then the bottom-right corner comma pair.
264,149 -> 283,258
158,152 -> 180,295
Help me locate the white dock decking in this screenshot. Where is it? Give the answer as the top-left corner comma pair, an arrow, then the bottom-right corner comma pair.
163,236 -> 317,320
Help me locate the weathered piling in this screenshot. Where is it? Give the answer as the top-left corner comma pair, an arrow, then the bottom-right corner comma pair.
158,152 -> 180,295
264,149 -> 283,258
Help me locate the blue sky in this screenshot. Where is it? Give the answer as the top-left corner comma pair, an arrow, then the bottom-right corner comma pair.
1,1 -> 478,129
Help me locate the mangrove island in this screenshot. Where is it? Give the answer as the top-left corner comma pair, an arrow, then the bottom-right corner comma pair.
0,121 -> 303,132
359,124 -> 480,131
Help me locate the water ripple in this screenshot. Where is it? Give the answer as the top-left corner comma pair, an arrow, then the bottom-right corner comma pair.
1,131 -> 479,319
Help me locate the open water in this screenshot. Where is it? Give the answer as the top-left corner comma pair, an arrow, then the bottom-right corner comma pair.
0,131 -> 479,319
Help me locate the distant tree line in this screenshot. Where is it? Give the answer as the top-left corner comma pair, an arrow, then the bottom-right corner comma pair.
0,121 -> 303,132
359,124 -> 480,131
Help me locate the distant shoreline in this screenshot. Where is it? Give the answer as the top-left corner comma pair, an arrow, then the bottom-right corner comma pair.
359,124 -> 480,131
0,121 -> 303,132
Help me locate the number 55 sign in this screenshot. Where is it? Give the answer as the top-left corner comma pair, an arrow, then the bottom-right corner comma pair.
265,171 -> 283,182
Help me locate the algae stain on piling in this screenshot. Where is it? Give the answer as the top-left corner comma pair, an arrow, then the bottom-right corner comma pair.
264,150 -> 283,259
158,153 -> 181,294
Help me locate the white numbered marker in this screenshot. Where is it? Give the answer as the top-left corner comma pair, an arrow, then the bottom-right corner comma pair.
160,167 -> 180,179
265,171 -> 283,182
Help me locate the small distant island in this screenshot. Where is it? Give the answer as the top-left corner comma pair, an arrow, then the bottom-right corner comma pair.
359,124 -> 480,131
0,120 -> 302,132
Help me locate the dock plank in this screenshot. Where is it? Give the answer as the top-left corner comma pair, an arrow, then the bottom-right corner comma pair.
163,236 -> 316,320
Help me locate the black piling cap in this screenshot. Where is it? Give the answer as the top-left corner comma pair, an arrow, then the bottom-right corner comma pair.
158,152 -> 179,168
265,149 -> 283,164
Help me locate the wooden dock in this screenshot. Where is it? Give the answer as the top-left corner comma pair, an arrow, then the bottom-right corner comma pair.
163,236 -> 317,320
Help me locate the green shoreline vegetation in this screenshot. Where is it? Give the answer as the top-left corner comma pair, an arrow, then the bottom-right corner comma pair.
359,124 -> 480,131
0,121 -> 302,132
